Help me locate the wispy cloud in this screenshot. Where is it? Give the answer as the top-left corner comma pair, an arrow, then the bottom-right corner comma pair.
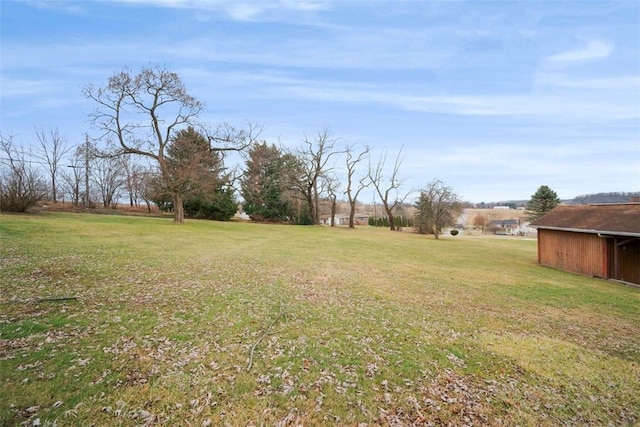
23,0 -> 87,14
536,74 -> 640,90
3,0 -> 639,201
401,138 -> 640,201
0,77 -> 58,97
2,26 -> 455,73
546,40 -> 613,62
2,33 -> 636,124
274,80 -> 638,121
100,0 -> 332,21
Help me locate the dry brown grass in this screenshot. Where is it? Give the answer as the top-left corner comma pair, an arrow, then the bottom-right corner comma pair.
1,212 -> 638,426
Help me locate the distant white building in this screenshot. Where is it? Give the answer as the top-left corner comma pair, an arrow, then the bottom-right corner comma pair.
320,213 -> 369,226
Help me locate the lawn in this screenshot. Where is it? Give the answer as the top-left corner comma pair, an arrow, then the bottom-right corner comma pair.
1,212 -> 638,426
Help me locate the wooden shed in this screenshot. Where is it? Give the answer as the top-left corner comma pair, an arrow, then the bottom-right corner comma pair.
531,204 -> 640,285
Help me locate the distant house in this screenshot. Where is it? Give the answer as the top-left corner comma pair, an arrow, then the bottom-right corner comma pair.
531,204 -> 640,285
489,219 -> 520,235
320,213 -> 369,226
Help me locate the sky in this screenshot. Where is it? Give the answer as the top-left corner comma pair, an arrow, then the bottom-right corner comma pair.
1,0 -> 639,203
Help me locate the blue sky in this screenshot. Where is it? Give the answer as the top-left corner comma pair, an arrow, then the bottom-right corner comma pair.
1,0 -> 639,203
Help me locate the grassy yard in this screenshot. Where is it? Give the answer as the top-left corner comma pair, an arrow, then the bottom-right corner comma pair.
1,212 -> 638,426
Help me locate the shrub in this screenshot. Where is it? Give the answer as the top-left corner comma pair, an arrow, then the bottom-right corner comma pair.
0,163 -> 48,213
450,229 -> 459,236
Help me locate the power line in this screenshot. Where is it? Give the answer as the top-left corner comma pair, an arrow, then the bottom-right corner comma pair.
0,157 -> 49,165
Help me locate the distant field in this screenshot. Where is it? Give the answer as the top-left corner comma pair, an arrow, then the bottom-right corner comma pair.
1,212 -> 638,426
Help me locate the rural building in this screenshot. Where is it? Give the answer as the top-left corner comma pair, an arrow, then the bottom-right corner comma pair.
531,204 -> 640,285
320,213 -> 370,226
489,219 -> 520,235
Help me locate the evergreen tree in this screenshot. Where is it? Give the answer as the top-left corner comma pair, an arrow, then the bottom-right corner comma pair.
241,142 -> 305,223
526,185 -> 561,222
150,126 -> 237,220
184,188 -> 236,220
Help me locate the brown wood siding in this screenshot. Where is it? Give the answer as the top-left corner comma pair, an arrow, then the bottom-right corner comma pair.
617,238 -> 640,284
537,229 -> 607,278
605,239 -> 614,279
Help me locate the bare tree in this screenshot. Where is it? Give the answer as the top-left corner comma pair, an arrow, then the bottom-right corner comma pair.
60,145 -> 85,206
297,128 -> 342,225
121,156 -> 147,207
34,127 -> 70,203
414,179 -> 463,239
344,144 -> 370,228
0,133 -> 48,212
91,155 -> 125,208
321,173 -> 340,226
368,147 -> 410,231
473,213 -> 489,234
139,170 -> 160,213
83,65 -> 258,223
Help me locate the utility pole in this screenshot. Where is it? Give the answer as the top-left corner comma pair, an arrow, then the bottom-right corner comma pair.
84,134 -> 90,208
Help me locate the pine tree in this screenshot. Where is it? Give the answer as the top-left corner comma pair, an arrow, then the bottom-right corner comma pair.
240,142 -> 305,223
526,185 -> 561,222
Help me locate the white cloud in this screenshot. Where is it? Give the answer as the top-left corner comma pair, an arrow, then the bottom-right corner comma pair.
4,0 -> 636,203
0,77 -> 57,97
537,74 -> 640,90
546,40 -> 613,63
23,0 -> 87,14
400,139 -> 640,202
96,0 -> 332,21
275,81 -> 638,121
225,3 -> 265,21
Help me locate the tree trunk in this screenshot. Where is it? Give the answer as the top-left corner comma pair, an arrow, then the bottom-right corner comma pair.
306,192 -> 315,225
348,201 -> 356,228
385,205 -> 396,231
173,191 -> 184,223
313,183 -> 320,225
52,174 -> 57,203
330,196 -> 336,227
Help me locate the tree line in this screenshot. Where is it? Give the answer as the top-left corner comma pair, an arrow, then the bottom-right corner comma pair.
1,65 -> 468,236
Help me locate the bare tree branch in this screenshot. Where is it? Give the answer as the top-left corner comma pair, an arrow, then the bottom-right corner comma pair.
84,65 -> 210,223
345,144 -> 370,228
0,133 -> 48,211
34,126 -> 71,203
297,127 -> 344,224
368,147 -> 411,231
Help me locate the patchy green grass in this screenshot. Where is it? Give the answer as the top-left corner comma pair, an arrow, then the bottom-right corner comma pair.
1,212 -> 638,426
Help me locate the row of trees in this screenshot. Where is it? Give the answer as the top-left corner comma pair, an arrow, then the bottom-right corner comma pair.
0,126 -> 242,220
1,124 -> 466,238
0,131 -> 153,212
1,124 -> 559,238
79,65 -> 422,228
5,65 -> 539,236
0,123 -> 419,226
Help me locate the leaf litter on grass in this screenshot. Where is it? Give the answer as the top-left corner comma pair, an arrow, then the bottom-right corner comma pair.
1,213 -> 639,426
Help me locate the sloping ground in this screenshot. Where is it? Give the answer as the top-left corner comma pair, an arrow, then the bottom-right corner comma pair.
1,213 -> 638,426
